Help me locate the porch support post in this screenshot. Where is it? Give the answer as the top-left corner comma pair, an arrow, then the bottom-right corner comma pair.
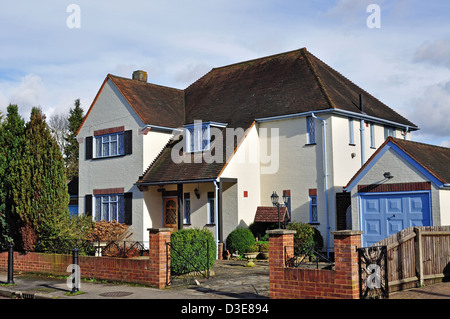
177,183 -> 183,231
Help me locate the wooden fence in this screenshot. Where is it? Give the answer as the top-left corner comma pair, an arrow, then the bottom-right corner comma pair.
374,226 -> 450,292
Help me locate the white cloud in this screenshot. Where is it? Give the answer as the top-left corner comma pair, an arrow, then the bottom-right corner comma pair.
406,80 -> 450,138
413,39 -> 450,68
9,74 -> 46,116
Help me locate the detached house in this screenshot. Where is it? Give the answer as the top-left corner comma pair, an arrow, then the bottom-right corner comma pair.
77,48 -> 421,255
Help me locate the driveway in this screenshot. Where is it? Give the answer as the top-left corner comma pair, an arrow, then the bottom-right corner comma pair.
169,259 -> 270,299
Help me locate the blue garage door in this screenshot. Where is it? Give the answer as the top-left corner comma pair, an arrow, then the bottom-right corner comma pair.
360,192 -> 431,247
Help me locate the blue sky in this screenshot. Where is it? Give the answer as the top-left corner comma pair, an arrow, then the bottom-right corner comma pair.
1,0 -> 450,146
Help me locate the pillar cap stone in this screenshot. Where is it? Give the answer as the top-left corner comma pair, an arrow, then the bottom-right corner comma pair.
148,228 -> 173,234
331,230 -> 363,236
266,229 -> 297,235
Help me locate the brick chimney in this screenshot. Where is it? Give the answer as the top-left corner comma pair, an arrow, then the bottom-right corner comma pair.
132,70 -> 148,82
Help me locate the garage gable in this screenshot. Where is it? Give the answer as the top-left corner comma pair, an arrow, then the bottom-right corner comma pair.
345,137 -> 447,192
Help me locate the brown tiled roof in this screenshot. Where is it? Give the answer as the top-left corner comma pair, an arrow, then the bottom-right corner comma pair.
138,48 -> 417,184
184,48 -> 417,129
109,75 -> 185,128
390,138 -> 450,184
254,206 -> 289,223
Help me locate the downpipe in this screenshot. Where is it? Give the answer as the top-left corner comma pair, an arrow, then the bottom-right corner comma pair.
213,179 -> 220,260
311,113 -> 330,258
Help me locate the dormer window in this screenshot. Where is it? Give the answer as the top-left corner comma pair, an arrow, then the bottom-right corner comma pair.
186,122 -> 210,153
184,121 -> 227,153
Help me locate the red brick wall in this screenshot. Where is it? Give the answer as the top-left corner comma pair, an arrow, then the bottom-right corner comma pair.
269,229 -> 362,299
0,228 -> 172,289
0,251 -> 151,285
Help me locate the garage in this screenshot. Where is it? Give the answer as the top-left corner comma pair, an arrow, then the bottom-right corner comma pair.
344,137 -> 450,247
360,192 -> 431,246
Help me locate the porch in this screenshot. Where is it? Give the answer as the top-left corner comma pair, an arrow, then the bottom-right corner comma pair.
137,178 -> 238,259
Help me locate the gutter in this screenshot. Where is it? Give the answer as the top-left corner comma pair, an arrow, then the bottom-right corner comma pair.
135,178 -> 217,187
311,113 -> 330,258
143,124 -> 183,133
255,108 -> 417,133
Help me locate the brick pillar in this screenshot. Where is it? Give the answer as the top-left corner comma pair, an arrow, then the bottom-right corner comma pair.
267,229 -> 296,299
148,228 -> 172,289
331,230 -> 363,299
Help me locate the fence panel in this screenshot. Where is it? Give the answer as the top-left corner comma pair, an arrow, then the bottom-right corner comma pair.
373,226 -> 450,291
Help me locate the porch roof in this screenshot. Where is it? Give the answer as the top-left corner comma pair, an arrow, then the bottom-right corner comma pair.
254,206 -> 289,223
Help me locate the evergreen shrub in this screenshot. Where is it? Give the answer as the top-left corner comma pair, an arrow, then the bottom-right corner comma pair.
170,228 -> 216,275
226,227 -> 256,255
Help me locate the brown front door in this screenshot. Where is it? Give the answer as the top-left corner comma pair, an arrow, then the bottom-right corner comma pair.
164,197 -> 177,230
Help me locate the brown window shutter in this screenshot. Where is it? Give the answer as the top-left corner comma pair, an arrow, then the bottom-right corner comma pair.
124,130 -> 132,155
124,192 -> 132,225
85,194 -> 92,216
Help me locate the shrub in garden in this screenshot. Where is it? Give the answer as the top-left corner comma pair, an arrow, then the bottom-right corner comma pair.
170,228 -> 216,275
286,221 -> 315,255
226,227 -> 256,255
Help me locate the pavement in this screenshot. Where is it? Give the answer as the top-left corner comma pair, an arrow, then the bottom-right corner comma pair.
0,259 -> 449,300
0,259 -> 270,300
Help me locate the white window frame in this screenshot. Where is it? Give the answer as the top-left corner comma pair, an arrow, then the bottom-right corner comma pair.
94,194 -> 125,223
184,197 -> 191,224
186,123 -> 210,153
207,197 -> 215,224
309,195 -> 318,223
349,118 -> 355,145
306,116 -> 315,144
94,132 -> 125,158
370,123 -> 376,148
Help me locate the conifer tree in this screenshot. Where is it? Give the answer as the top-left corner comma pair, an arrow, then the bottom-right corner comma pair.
64,99 -> 84,180
0,105 -> 26,249
19,107 -> 70,251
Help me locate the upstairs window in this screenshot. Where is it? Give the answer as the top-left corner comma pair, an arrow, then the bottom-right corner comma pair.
95,132 -> 125,158
85,127 -> 132,160
370,123 -> 376,148
349,118 -> 355,145
384,126 -> 396,139
306,116 -> 316,144
185,122 -> 210,153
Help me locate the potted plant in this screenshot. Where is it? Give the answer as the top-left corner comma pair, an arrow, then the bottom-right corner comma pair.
258,242 -> 269,260
243,245 -> 259,260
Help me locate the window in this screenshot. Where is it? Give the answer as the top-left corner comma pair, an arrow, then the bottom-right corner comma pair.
95,132 -> 125,158
186,123 -> 210,153
370,123 -> 375,148
184,194 -> 191,224
85,128 -> 132,160
306,116 -> 315,144
207,192 -> 215,224
349,118 -> 355,145
384,126 -> 396,139
94,194 -> 125,223
310,195 -> 318,223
